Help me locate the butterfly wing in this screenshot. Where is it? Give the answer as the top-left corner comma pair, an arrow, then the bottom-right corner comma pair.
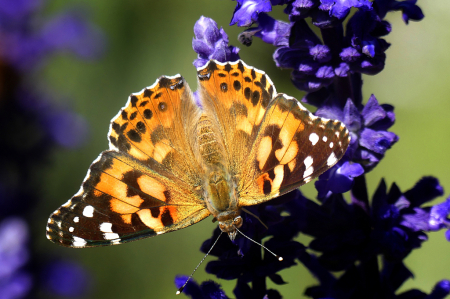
238,94 -> 350,205
196,60 -> 350,206
197,60 -> 276,176
47,75 -> 210,248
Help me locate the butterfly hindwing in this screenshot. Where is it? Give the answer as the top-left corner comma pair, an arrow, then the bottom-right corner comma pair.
46,151 -> 210,247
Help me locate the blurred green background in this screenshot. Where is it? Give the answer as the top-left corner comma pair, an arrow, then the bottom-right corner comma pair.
35,1 -> 450,298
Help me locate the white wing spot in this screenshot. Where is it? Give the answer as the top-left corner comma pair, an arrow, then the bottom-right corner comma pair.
309,133 -> 319,145
73,236 -> 87,247
303,156 -> 314,178
303,166 -> 314,178
69,227 -> 74,233
111,239 -> 121,245
327,152 -> 338,166
335,131 -> 340,137
83,205 -> 94,218
322,136 -> 327,142
329,142 -> 334,148
100,222 -> 113,233
104,232 -> 120,240
73,216 -> 80,223
304,156 -> 313,168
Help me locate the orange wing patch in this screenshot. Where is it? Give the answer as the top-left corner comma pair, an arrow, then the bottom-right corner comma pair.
239,94 -> 350,206
108,76 -> 202,187
197,60 -> 277,175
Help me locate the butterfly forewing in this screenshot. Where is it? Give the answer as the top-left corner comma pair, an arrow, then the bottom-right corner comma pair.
108,75 -> 202,187
197,60 -> 276,176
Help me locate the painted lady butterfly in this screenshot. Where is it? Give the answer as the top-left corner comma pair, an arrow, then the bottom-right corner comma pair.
46,60 -> 350,248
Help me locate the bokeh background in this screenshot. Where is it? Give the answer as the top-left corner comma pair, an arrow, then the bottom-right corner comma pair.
27,0 -> 450,298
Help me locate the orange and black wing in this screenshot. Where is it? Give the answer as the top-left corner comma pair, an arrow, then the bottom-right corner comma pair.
196,60 -> 350,207
46,75 -> 209,247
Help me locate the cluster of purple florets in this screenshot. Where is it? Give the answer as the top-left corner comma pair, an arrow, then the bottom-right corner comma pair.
0,0 -> 103,297
175,1 -> 450,298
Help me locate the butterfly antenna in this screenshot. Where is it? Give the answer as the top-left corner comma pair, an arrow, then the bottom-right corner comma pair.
235,227 -> 283,261
242,207 -> 268,229
176,231 -> 223,295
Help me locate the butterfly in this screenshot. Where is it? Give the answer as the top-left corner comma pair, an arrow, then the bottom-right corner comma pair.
46,60 -> 350,248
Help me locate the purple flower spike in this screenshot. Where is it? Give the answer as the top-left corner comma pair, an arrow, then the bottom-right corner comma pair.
193,16 -> 240,68
230,0 -> 273,27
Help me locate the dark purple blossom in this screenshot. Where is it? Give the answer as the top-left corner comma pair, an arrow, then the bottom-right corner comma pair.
230,0 -> 273,27
0,9 -> 104,70
42,260 -> 91,297
374,0 -> 424,23
175,276 -> 229,299
238,13 -> 290,47
0,217 -> 31,299
316,95 -> 398,174
193,16 -> 240,68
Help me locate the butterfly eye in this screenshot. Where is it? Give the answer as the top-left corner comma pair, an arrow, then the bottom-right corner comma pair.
233,216 -> 243,228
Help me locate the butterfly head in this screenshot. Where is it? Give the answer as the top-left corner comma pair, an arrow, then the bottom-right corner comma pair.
218,214 -> 243,241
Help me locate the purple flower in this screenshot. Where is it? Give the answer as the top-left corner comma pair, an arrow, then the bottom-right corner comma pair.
42,260 -> 91,297
0,8 -> 105,70
230,0 -> 273,27
315,160 -> 364,199
193,16 -> 240,68
195,191 -> 305,298
238,13 -> 290,47
374,0 -> 424,24
40,11 -> 105,60
316,95 -> 398,173
174,276 -> 229,299
322,0 -> 372,20
0,217 -> 32,298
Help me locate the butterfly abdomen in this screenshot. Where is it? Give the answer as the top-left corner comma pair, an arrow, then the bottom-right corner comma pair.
197,115 -> 225,166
